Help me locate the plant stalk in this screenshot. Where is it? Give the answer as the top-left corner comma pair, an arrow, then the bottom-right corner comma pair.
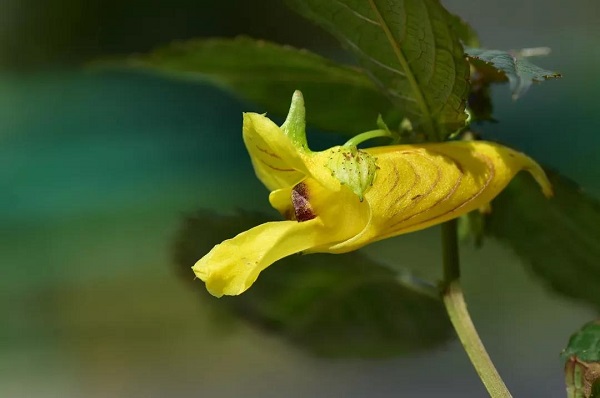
441,220 -> 513,398
343,129 -> 392,147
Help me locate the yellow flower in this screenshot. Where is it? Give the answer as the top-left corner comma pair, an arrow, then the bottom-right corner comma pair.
193,91 -> 552,297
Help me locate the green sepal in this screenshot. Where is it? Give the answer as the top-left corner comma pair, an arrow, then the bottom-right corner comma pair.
326,145 -> 377,201
280,90 -> 309,151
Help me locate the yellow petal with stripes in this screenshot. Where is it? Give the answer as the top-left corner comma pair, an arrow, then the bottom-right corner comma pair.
326,141 -> 552,253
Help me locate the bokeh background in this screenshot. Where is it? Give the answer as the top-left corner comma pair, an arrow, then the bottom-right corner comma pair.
2,0 -> 599,396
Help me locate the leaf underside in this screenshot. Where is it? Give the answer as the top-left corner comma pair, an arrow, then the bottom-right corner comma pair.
486,171 -> 600,309
466,47 -> 561,99
287,0 -> 470,140
173,210 -> 452,358
102,36 -> 399,134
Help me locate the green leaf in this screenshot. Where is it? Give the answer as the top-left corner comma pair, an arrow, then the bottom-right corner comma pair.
458,210 -> 485,247
466,47 -> 561,99
592,380 -> 600,398
486,171 -> 600,309
562,321 -> 600,363
562,321 -> 600,398
468,83 -> 496,123
103,36 -> 398,135
286,0 -> 470,141
173,210 -> 452,357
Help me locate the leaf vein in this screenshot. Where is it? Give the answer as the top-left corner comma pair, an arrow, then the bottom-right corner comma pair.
367,0 -> 435,136
332,0 -> 381,25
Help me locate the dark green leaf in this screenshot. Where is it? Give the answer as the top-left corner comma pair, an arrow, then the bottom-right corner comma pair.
458,210 -> 485,247
562,321 -> 600,398
287,0 -> 470,141
173,210 -> 452,358
102,36 -> 399,134
562,321 -> 600,363
592,380 -> 600,398
486,171 -> 600,309
468,83 -> 496,123
466,47 -> 561,99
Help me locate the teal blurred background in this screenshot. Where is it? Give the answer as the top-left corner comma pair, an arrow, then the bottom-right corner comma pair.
1,0 -> 599,396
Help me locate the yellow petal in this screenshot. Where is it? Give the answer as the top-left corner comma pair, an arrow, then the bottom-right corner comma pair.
193,217 -> 339,297
328,141 -> 552,252
243,91 -> 344,193
301,178 -> 370,248
243,112 -> 307,191
269,176 -> 369,235
268,185 -> 295,219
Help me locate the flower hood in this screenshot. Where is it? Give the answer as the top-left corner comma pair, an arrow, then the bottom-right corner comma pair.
193,91 -> 552,297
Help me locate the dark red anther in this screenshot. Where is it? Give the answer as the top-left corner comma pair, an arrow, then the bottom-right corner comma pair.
292,182 -> 316,222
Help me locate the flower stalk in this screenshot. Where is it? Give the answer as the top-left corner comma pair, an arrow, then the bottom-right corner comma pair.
441,219 -> 513,398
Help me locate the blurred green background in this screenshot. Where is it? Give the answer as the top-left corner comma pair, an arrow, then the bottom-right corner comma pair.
1,0 -> 599,396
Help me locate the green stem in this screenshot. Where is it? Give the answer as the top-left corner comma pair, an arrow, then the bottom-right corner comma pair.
441,220 -> 513,398
442,220 -> 461,281
343,129 -> 392,147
